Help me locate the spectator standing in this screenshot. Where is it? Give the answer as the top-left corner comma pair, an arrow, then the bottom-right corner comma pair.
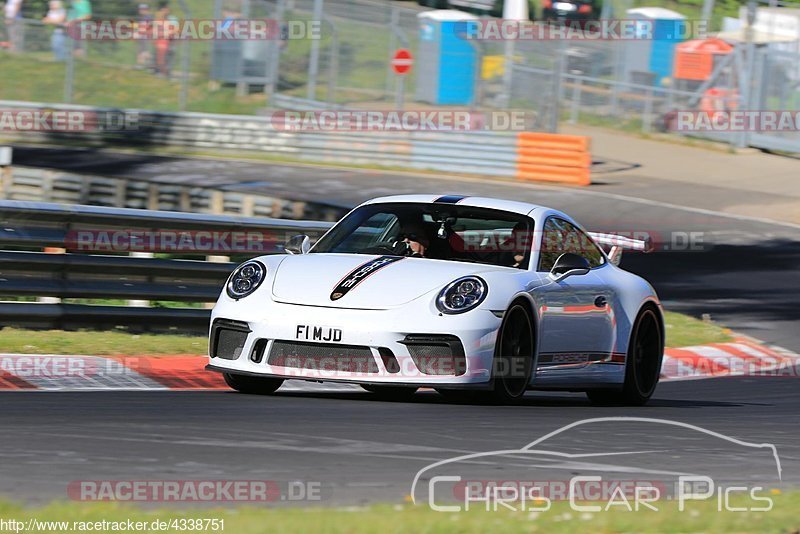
153,1 -> 177,78
3,0 -> 23,53
135,3 -> 153,69
66,0 -> 90,58
42,0 -> 66,61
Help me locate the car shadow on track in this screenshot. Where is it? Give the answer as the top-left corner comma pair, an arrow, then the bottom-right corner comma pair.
241,390 -> 757,408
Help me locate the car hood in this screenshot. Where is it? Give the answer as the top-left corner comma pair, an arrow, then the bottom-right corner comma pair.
270,253 -> 508,309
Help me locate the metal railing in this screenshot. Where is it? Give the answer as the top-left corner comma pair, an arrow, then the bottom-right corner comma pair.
0,165 -> 346,221
0,100 -> 520,178
0,200 -> 333,332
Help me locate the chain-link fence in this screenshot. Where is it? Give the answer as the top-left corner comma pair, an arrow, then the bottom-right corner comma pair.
2,0 -> 800,152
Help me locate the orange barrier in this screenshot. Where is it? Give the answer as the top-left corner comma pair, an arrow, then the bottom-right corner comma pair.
516,132 -> 591,186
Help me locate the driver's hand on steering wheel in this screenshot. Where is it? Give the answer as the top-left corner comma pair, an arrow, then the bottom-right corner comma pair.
404,238 -> 426,257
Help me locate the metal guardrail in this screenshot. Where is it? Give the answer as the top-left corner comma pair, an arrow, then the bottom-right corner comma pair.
0,200 -> 334,332
0,166 -> 345,221
0,100 -> 519,178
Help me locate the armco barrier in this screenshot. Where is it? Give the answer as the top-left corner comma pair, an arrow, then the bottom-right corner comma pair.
0,200 -> 333,332
0,166 -> 345,221
516,132 -> 592,186
0,100 -> 589,184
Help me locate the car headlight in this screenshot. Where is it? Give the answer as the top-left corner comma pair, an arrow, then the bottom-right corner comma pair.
436,276 -> 487,314
226,260 -> 266,300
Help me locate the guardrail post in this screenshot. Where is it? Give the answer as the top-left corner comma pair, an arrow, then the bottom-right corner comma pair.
180,187 -> 192,212
39,247 -> 66,304
113,179 -> 127,207
241,195 -> 255,217
291,201 -> 306,220
41,173 -> 54,202
128,252 -> 153,308
211,191 -> 224,214
148,184 -> 160,211
0,147 -> 11,198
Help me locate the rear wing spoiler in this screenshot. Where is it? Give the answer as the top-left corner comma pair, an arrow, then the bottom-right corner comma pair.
588,232 -> 653,266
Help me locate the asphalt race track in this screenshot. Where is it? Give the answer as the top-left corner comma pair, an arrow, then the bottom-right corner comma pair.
0,377 -> 798,505
2,146 -> 799,506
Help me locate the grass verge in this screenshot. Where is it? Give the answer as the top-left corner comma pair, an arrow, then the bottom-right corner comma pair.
662,310 -> 733,348
0,491 -> 796,533
0,311 -> 731,355
0,327 -> 207,355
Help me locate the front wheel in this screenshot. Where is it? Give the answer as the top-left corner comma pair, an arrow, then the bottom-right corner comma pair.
586,306 -> 663,406
439,303 -> 535,404
223,372 -> 283,395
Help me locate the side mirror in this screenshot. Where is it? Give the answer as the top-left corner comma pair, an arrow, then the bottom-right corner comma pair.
550,253 -> 591,282
284,234 -> 310,255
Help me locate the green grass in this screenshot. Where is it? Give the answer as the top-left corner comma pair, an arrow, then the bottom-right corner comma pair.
0,327 -> 207,355
663,310 -> 733,348
0,311 -> 731,356
0,490 -> 797,533
0,51 -> 266,113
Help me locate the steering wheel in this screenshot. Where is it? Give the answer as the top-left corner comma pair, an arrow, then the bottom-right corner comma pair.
360,240 -> 415,256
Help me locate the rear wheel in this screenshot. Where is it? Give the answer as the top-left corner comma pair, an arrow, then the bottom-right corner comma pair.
223,372 -> 283,395
361,384 -> 418,401
586,307 -> 663,406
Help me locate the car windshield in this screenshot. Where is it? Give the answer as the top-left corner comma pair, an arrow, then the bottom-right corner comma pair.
311,202 -> 535,269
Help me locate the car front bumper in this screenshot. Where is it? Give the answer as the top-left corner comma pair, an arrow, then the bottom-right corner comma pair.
206,298 -> 503,388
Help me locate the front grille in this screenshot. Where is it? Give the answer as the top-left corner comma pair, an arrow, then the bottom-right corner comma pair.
401,334 -> 466,376
267,341 -> 379,373
210,319 -> 251,360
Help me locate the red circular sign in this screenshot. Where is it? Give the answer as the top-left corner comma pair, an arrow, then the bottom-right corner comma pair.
391,49 -> 413,75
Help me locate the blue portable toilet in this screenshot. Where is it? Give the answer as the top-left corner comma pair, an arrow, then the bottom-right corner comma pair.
625,7 -> 687,86
415,10 -> 479,105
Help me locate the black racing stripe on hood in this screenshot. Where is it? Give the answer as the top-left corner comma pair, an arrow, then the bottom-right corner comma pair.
330,256 -> 405,301
434,195 -> 467,204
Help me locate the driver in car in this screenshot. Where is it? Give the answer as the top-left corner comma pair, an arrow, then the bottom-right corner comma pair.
396,218 -> 430,257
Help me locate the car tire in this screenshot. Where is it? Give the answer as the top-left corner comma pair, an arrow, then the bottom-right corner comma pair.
434,303 -> 536,405
438,303 -> 535,404
361,384 -> 418,401
486,303 -> 535,403
586,306 -> 663,406
223,372 -> 283,395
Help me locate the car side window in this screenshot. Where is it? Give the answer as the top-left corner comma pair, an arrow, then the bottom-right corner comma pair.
538,217 -> 605,272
